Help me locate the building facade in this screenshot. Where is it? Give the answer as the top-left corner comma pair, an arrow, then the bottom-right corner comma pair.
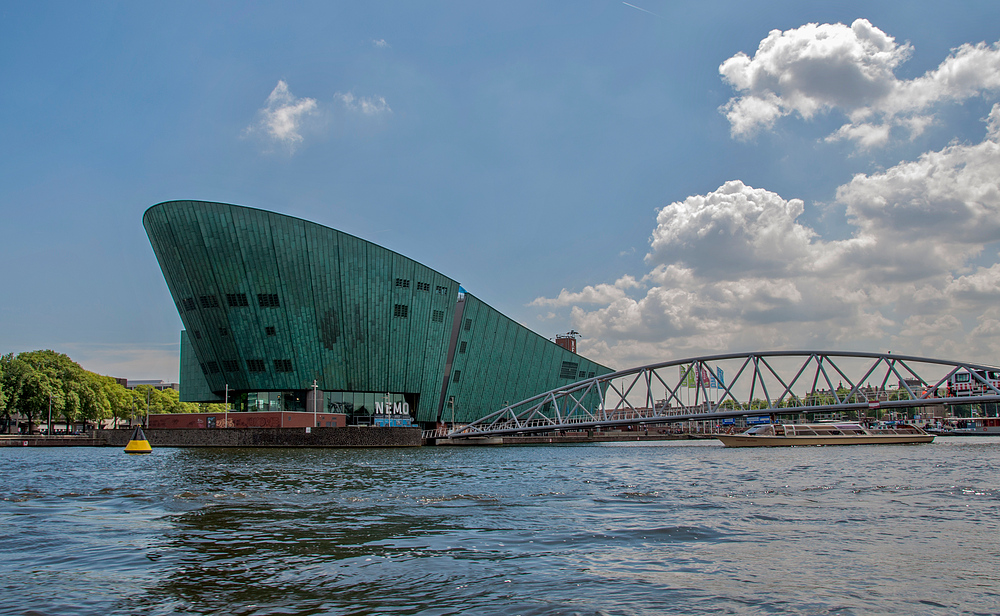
144,200 -> 611,426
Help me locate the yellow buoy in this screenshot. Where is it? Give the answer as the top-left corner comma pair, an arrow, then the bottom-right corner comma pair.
124,425 -> 152,454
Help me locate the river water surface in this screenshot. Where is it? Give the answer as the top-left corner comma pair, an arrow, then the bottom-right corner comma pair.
2,438 -> 998,615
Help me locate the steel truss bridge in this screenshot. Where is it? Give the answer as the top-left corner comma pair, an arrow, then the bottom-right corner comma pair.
450,351 -> 1000,438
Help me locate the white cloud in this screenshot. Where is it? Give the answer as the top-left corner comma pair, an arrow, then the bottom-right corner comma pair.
336,92 -> 392,116
720,19 -> 1000,147
533,112 -> 1000,370
373,39 -> 390,48
244,80 -> 318,153
646,180 -> 818,279
836,122 -> 1000,274
530,276 -> 640,308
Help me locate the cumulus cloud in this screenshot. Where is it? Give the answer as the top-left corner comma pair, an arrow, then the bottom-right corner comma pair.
720,19 -> 1000,147
244,80 -> 318,153
336,92 -> 392,116
373,39 -> 390,48
534,111 -> 1000,369
647,180 -> 818,279
836,119 -> 1000,275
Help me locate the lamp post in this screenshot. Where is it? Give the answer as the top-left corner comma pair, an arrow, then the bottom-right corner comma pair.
312,380 -> 318,427
225,384 -> 229,428
48,393 -> 52,436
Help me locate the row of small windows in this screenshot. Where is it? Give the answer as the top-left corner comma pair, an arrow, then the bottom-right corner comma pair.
194,326 -> 276,339
392,305 -> 449,323
202,358 -> 294,375
182,293 -> 280,311
186,285 -> 457,316
556,362 -> 596,380
396,280 -> 448,295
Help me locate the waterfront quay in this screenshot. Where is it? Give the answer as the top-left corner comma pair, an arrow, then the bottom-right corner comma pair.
1,428 -> 421,448
2,426 -> 712,448
0,435 -> 105,447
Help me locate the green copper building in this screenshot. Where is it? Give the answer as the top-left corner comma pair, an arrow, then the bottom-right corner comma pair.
143,200 -> 611,426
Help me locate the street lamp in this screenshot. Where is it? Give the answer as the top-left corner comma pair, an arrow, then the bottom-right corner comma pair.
312,380 -> 318,427
224,384 -> 229,428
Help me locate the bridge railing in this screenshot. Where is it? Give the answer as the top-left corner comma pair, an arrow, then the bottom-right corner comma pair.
450,351 -> 1000,438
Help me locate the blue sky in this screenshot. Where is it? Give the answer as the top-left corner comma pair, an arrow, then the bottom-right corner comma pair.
3,1 -> 1000,380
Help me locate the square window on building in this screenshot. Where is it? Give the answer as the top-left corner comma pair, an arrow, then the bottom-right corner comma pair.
416,282 -> 430,292
219,327 -> 228,336
227,293 -> 249,307
432,310 -> 444,322
436,285 -> 448,295
265,326 -> 276,336
193,330 -> 201,339
223,360 -> 239,372
207,361 -> 220,374
274,359 -> 293,372
559,361 -> 579,380
183,297 -> 196,311
200,295 -> 219,309
395,278 -> 410,288
464,318 -> 472,331
459,341 -> 467,353
394,304 -> 409,318
589,372 -> 595,378
452,370 -> 461,383
247,359 -> 266,372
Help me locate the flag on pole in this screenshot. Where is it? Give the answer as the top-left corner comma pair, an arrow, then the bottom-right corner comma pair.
680,364 -> 696,388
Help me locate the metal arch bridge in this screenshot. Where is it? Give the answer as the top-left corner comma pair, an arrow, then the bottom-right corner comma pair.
449,351 -> 1000,438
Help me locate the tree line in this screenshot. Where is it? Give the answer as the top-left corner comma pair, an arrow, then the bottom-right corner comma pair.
0,350 -> 222,432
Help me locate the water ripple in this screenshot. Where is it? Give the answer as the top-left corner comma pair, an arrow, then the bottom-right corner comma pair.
2,439 -> 999,615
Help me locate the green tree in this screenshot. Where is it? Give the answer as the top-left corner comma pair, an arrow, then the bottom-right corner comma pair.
61,384 -> 80,433
0,358 -> 6,430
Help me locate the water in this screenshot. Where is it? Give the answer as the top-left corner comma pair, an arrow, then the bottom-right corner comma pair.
1,439 -> 998,615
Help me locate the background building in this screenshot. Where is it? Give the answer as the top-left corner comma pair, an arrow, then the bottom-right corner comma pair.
144,200 -> 611,426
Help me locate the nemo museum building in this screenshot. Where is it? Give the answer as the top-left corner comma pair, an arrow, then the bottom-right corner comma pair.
143,200 -> 611,429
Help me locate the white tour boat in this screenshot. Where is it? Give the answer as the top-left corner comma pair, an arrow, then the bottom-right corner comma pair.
715,422 -> 935,447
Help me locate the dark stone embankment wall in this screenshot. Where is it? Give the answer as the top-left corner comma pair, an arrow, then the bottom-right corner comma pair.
0,436 -> 104,447
95,427 -> 421,448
